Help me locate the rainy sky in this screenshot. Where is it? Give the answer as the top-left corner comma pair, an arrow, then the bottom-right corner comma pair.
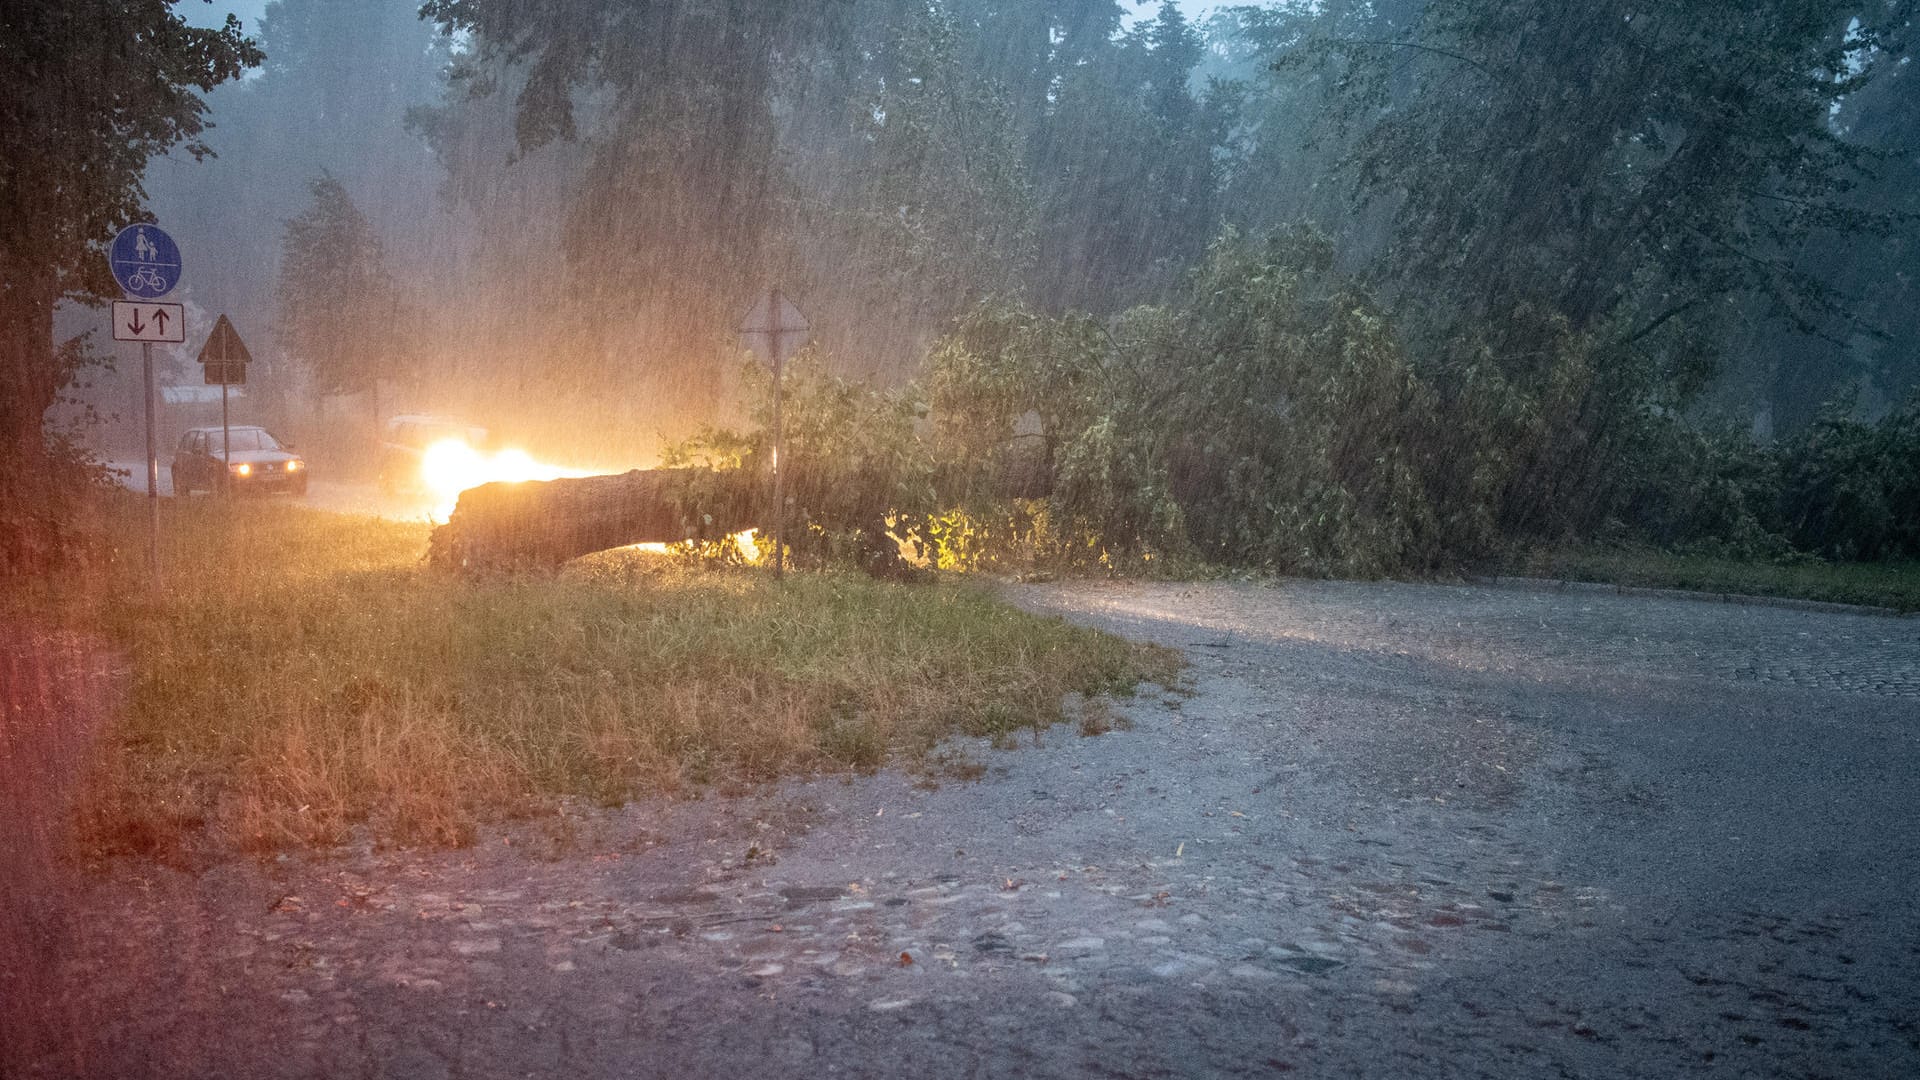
180,0 -> 1221,33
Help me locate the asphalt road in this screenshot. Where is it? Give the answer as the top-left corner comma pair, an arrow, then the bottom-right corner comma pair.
6,578 -> 1917,1078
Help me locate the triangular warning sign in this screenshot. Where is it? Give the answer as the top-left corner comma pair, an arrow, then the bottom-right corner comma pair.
197,314 -> 253,366
737,290 -> 810,335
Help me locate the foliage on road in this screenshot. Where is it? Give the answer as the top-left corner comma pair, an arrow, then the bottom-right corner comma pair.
686,231 -> 1920,581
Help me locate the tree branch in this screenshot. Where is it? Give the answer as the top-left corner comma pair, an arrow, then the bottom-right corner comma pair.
1332,39 -> 1504,83
1617,299 -> 1700,349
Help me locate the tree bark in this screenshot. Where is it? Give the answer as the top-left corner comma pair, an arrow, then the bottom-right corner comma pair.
0,279 -> 60,570
428,467 -> 760,571
0,278 -> 56,472
428,450 -> 1060,574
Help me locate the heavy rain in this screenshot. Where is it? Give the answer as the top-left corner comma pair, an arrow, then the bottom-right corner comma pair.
2,1 -> 1918,1077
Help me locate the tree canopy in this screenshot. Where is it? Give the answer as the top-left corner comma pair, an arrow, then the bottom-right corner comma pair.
276,174 -> 405,406
0,0 -> 259,567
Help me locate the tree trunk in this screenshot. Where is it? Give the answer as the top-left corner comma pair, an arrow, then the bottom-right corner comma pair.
428,451 -> 1060,574
428,467 -> 761,571
0,279 -> 56,470
0,278 -> 60,570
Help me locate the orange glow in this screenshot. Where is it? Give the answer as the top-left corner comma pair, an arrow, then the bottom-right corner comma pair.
628,530 -> 761,560
423,437 -> 594,521
233,463 -> 252,477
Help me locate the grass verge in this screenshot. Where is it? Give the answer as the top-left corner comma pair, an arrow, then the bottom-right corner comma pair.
1494,547 -> 1920,613
25,496 -> 1178,855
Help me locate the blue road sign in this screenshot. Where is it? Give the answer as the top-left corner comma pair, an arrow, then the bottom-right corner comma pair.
109,223 -> 183,298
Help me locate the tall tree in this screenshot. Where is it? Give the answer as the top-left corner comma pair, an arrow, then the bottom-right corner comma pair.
1304,0 -> 1915,368
276,175 -> 404,422
1030,1 -> 1240,311
0,0 -> 259,565
784,3 -> 1039,372
142,0 -> 451,347
420,1 -> 832,360
1744,28 -> 1920,429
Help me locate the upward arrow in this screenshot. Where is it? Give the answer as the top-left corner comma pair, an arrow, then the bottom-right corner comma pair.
152,308 -> 170,334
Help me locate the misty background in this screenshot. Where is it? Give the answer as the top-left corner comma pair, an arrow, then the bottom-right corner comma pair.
61,0 -> 1920,564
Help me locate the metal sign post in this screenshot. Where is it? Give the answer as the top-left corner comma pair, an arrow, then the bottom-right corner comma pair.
197,315 -> 252,497
143,343 -> 158,575
109,223 -> 184,588
738,289 -> 812,580
770,293 -> 786,579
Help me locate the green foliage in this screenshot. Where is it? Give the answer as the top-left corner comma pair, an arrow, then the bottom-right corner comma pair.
1616,418 -> 1787,560
1298,0 -> 1914,340
0,2 -> 261,308
275,175 -> 406,401
912,229 -> 1920,576
811,6 -> 1039,333
1505,546 -> 1920,613
1775,396 -> 1920,559
928,298 -> 1182,568
927,231 -> 1448,574
1157,232 -> 1439,574
665,356 -> 936,571
0,0 -> 259,567
0,433 -> 119,577
1031,1 -> 1242,311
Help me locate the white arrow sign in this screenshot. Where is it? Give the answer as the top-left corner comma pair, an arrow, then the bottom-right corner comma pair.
112,301 -> 186,343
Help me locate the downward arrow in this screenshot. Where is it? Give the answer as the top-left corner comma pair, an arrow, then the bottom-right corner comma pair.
127,311 -> 147,335
152,308 -> 170,334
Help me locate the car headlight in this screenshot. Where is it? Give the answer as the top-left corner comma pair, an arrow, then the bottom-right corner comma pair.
286,460 -> 302,472
232,463 -> 252,477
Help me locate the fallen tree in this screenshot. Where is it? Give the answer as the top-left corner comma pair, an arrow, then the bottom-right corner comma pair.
428,467 -> 758,571
427,441 -> 1058,574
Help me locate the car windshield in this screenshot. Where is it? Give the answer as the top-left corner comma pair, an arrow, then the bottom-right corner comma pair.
207,429 -> 279,453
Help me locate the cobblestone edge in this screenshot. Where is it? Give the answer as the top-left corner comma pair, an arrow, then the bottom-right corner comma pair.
1466,575 -> 1916,619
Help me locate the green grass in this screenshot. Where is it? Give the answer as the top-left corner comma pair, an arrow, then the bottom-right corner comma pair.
33,497 -> 1178,854
1496,546 -> 1920,613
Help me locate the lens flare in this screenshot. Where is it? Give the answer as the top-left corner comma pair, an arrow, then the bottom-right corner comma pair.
421,438 -> 596,522
421,438 -> 486,503
628,530 -> 761,560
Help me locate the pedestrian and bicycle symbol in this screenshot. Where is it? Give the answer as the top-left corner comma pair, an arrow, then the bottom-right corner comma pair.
109,223 -> 183,297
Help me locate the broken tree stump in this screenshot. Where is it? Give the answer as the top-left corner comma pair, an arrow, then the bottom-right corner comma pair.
428,467 -> 760,571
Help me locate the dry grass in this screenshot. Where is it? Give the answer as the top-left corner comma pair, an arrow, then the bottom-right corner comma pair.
34,497 -> 1176,855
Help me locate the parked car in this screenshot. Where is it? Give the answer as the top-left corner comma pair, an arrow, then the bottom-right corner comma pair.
377,414 -> 488,494
171,425 -> 307,496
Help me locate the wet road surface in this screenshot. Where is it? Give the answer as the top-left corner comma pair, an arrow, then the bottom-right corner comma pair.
6,578 -> 1917,1078
106,459 -> 437,520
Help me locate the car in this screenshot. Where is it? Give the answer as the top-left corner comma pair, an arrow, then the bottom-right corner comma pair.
377,414 -> 488,494
171,425 -> 307,496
